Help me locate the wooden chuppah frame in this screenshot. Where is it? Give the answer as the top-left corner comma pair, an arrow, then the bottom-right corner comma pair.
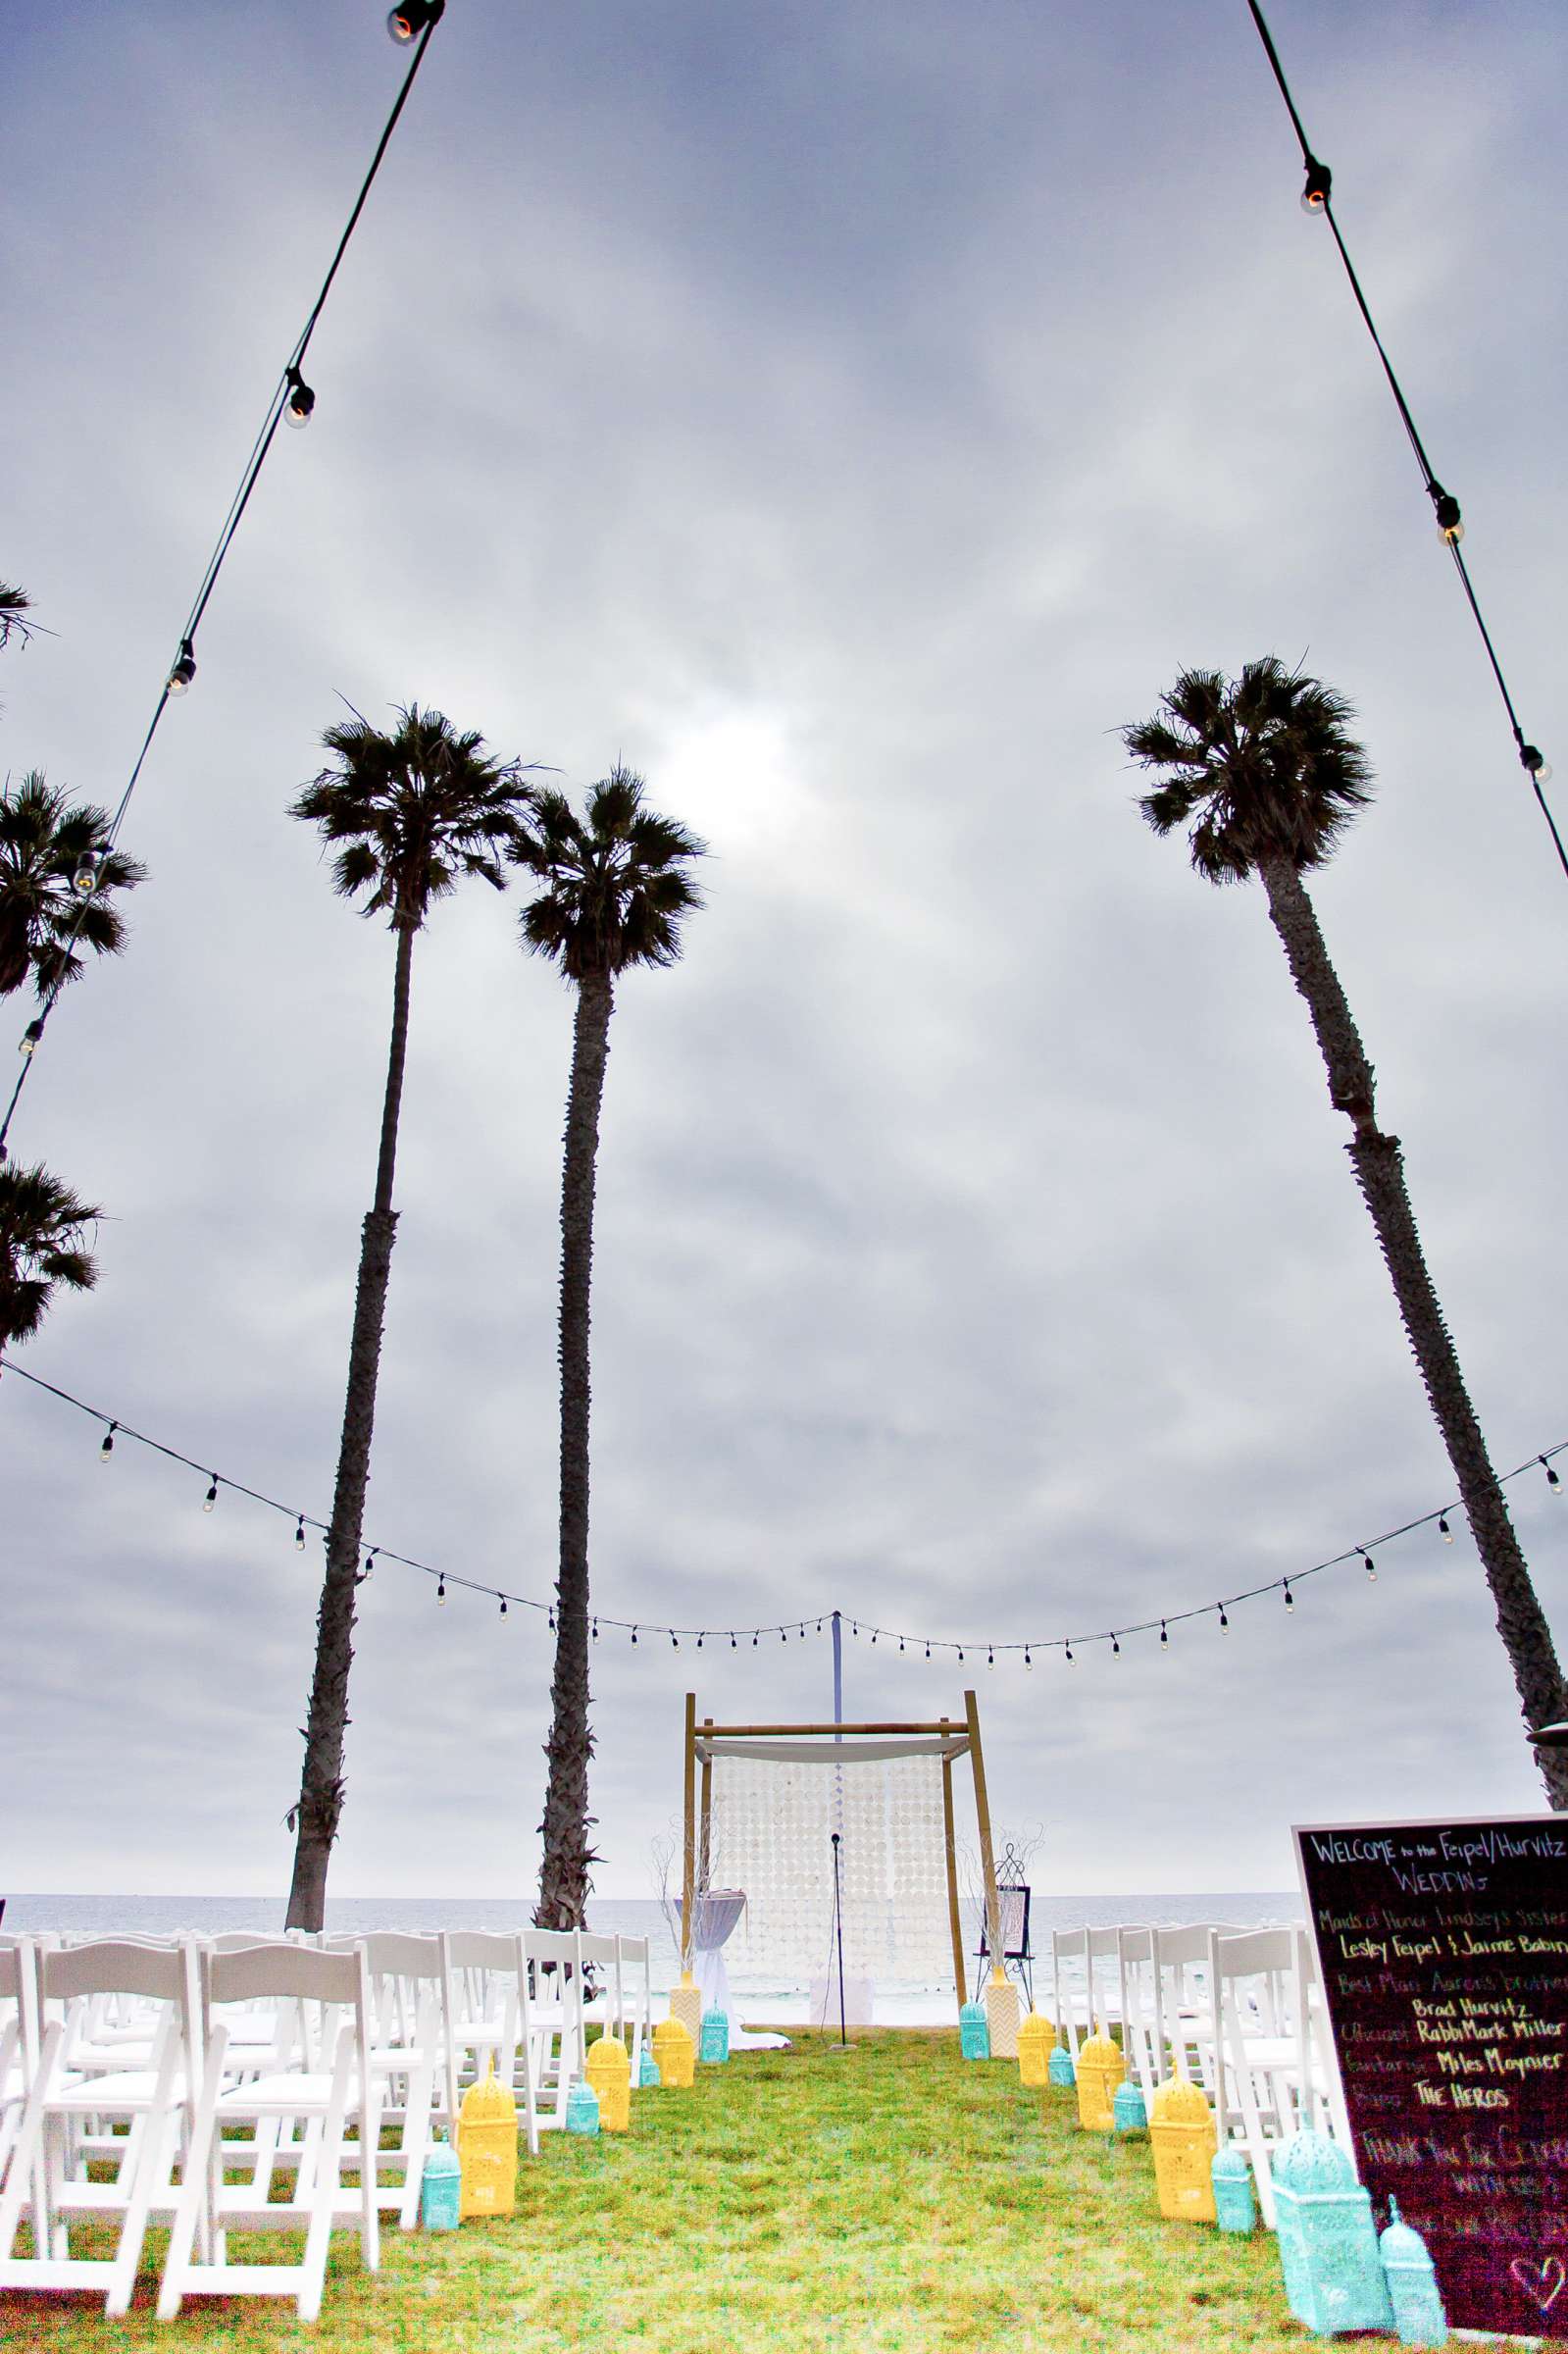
678,1690 -> 1005,2022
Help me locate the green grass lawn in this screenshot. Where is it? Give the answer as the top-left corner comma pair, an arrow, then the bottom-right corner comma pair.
3,2030 -> 1317,2352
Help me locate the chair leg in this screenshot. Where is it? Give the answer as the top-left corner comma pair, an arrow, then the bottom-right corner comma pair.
156,2027 -> 228,2323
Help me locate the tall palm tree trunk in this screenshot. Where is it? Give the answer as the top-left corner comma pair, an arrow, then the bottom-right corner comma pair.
535,967 -> 613,1929
1258,852 -> 1568,1806
285,919 -> 417,1927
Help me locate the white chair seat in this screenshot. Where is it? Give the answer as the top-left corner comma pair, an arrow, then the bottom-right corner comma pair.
50,2068 -> 188,2111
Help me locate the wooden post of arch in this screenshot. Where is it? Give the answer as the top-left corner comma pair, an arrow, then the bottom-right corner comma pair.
698,1717 -> 714,1896
681,1692 -> 697,1978
939,1718 -> 966,2015
965,1688 -> 1004,1979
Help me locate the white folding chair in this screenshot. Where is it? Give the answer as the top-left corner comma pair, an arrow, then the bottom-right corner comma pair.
1206,1926 -> 1311,2228
523,1930 -> 582,2129
0,1940 -> 49,2275
440,1930 -> 537,2158
1050,1929 -> 1090,2059
1116,1928 -> 1163,2108
353,1931 -> 445,2229
1149,1923 -> 1239,2091
616,1934 -> 652,2073
0,1938 -> 201,2316
157,1940 -> 379,2323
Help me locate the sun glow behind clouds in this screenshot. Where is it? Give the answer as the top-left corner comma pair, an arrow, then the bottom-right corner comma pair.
655,709 -> 813,866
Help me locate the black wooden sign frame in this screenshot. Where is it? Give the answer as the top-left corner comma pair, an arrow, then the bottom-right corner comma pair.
1295,1812 -> 1568,2341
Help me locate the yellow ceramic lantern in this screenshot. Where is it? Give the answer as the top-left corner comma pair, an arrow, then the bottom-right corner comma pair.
1075,2031 -> 1125,2131
1149,2076 -> 1218,2224
457,2064 -> 518,2218
985,1970 -> 1020,2061
669,1972 -> 702,2045
1016,2010 -> 1056,2087
651,2014 -> 695,2089
584,2031 -> 632,2131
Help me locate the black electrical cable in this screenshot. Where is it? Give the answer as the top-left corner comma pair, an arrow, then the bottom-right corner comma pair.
1,12 -> 444,1158
1242,0 -> 1564,885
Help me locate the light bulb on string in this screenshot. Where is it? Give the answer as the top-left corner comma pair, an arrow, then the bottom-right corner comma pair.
696,1633 -> 703,1649
780,1628 -> 786,1644
99,1421 -> 117,1462
1362,1551 -> 1378,1582
957,1648 -> 964,1663
870,1630 -> 877,1645
591,1619 -> 598,1640
1284,1579 -> 1294,1612
925,1643 -> 931,1660
499,1596 -> 508,1618
1064,1640 -> 1074,1663
548,1609 -> 556,1633
387,0 -> 443,42
293,1515 -> 306,1552
1159,1620 -> 1169,1650
1521,744 -> 1553,786
898,1637 -> 905,1654
752,1633 -> 758,1647
986,1646 -> 993,1667
632,1627 -> 638,1646
203,1476 -> 218,1513
362,1552 -> 377,1581
1299,154 -> 1332,214
1218,1605 -> 1230,1632
1431,486 -> 1464,545
167,640 -> 196,695
436,1575 -> 446,1604
1111,1633 -> 1121,1657
72,849 -> 100,897
1439,1515 -> 1452,1544
1542,1457 -> 1562,1495
20,1018 -> 43,1057
283,368 -> 316,429
1024,1647 -> 1032,1667
671,1632 -> 680,1649
730,1633 -> 736,1649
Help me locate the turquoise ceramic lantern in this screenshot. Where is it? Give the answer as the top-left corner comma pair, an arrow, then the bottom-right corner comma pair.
1047,2045 -> 1076,2089
959,2001 -> 990,2060
1113,2078 -> 1147,2137
1380,2199 -> 1449,2347
1273,2132 -> 1394,2338
420,2137 -> 462,2230
565,2079 -> 601,2136
637,2046 -> 661,2088
1212,2145 -> 1256,2234
700,2008 -> 730,2064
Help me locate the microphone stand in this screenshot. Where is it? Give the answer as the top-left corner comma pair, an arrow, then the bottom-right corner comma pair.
829,1830 -> 849,2051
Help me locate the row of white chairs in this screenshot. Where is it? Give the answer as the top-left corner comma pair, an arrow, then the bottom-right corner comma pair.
0,1925 -> 650,2322
1051,1919 -> 1348,2226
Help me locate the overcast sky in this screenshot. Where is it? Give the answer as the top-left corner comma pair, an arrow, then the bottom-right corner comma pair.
4,0 -> 1564,1905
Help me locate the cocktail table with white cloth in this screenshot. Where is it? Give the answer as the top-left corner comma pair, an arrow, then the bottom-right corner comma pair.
675,1892 -> 790,2052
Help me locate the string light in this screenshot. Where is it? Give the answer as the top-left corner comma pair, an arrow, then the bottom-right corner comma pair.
0,8 -> 447,1161
20,1019 -> 43,1058
13,1363 -> 1566,1669
72,850 -> 100,898
1064,1639 -> 1074,1663
986,1645 -> 994,1666
436,1574 -> 446,1605
362,1551 -> 377,1580
283,368 -> 316,429
632,1627 -> 638,1646
671,1631 -> 679,1649
498,1595 -> 507,1617
387,0 -> 444,43
1244,0 -> 1565,887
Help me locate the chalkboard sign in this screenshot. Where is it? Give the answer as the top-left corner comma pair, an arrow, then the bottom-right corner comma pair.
1296,1814 -> 1568,2340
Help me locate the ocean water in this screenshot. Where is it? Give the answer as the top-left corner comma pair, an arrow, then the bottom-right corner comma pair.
3,1890 -> 1297,2019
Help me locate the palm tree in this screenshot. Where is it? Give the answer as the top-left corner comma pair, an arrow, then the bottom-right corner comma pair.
512,768 -> 706,1928
283,704 -> 538,1929
0,771 -> 146,1000
0,583 -> 35,650
0,1161 -> 100,1349
1124,657 -> 1568,1805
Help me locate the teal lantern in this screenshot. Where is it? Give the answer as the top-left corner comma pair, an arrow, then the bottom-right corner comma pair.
637,2046 -> 661,2088
1047,2045 -> 1076,2089
1379,2199 -> 1449,2347
700,2008 -> 730,2064
1212,2145 -> 1256,2234
959,2001 -> 990,2060
1273,2133 -> 1394,2338
420,2136 -> 462,2230
1112,2078 -> 1147,2137
565,2079 -> 601,2136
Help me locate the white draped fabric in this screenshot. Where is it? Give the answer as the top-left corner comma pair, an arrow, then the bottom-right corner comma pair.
708,1750 -> 951,1989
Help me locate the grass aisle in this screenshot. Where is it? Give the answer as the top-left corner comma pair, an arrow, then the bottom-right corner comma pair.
7,2030 -> 1313,2351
